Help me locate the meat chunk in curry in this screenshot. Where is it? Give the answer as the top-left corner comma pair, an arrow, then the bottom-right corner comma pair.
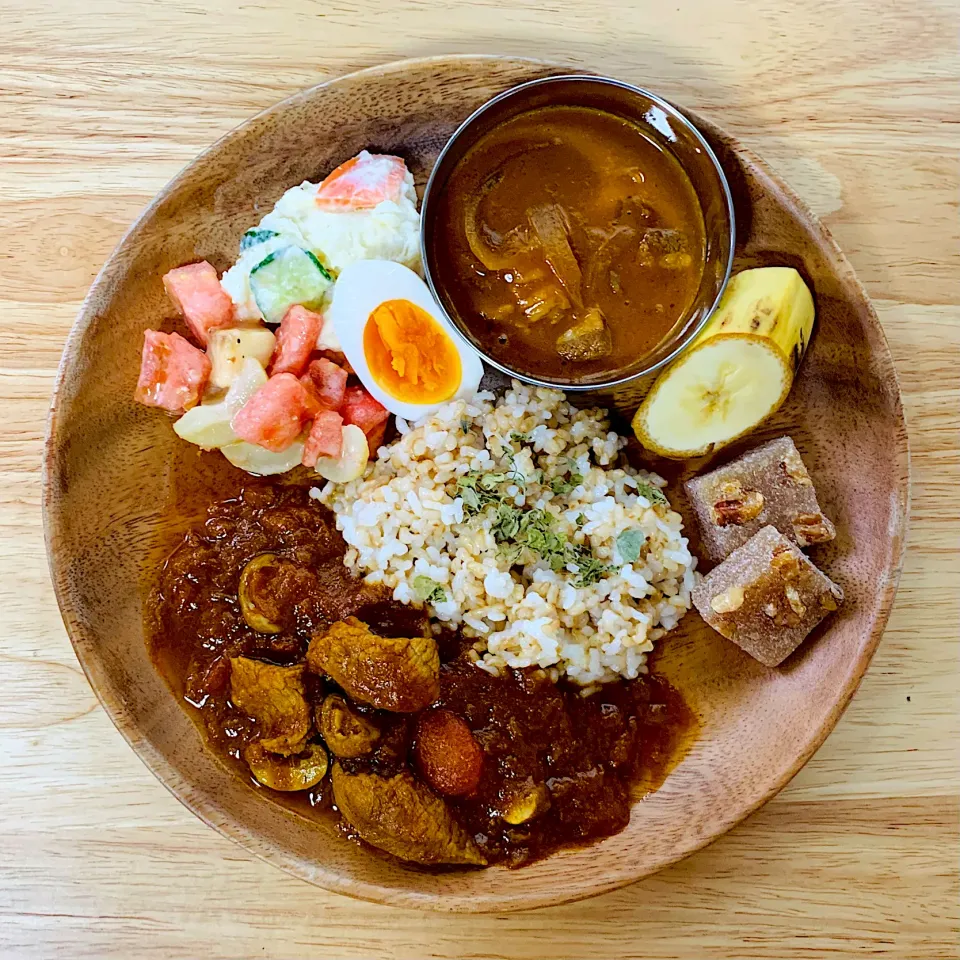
307,617 -> 440,712
555,307 -> 613,362
635,227 -> 693,269
332,764 -> 486,867
229,657 -> 311,755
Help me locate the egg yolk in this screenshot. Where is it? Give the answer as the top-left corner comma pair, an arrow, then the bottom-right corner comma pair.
362,300 -> 462,403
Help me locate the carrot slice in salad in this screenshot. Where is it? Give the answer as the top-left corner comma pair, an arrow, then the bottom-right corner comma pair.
270,305 -> 324,378
315,152 -> 407,212
340,384 -> 390,435
304,358 -> 348,410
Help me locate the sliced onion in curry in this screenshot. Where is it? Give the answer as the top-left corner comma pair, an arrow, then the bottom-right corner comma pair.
462,175 -> 529,271
462,141 -> 556,271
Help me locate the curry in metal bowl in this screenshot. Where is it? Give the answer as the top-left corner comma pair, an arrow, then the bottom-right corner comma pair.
422,75 -> 735,390
430,104 -> 706,381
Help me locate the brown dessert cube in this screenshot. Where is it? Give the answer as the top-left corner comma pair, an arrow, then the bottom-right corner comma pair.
692,525 -> 844,666
685,436 -> 836,563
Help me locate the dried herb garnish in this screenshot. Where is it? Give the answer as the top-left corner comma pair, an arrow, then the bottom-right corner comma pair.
616,528 -> 645,564
636,480 -> 668,506
413,575 -> 447,605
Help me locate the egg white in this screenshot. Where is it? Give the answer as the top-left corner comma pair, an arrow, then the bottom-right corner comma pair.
328,260 -> 484,420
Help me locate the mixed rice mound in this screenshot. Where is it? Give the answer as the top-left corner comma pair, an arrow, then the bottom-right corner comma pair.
316,381 -> 696,686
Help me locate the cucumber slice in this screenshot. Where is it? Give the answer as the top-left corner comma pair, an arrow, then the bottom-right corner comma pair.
249,246 -> 333,324
239,228 -> 280,253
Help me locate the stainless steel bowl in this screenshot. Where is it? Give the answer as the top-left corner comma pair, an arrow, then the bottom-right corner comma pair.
420,75 -> 735,406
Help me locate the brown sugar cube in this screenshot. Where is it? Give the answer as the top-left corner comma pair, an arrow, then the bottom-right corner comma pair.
685,436 -> 836,564
692,525 -> 844,667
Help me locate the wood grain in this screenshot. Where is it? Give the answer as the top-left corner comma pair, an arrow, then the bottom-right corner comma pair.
2,0 -> 958,956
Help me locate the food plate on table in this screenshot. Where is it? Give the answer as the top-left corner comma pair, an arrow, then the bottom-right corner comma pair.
43,56 -> 908,912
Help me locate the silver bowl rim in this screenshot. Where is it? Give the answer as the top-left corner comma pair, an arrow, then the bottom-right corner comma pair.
419,73 -> 737,391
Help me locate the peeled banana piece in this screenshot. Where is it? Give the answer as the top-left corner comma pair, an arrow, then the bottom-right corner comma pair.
632,334 -> 792,459
698,267 -> 815,374
631,267 -> 814,459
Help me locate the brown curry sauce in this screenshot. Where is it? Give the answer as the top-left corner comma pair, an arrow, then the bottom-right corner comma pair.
150,484 -> 696,868
430,104 -> 706,381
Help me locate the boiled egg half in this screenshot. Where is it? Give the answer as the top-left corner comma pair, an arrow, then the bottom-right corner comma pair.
329,260 -> 483,420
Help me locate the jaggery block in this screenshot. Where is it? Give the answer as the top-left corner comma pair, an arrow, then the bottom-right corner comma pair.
685,436 -> 836,563
692,525 -> 844,666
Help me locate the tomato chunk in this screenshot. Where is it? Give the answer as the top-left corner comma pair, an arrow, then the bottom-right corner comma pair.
302,411 -> 344,467
315,152 -> 407,212
231,373 -> 310,452
298,376 -> 323,418
340,384 -> 389,435
304,357 -> 348,410
134,330 -> 210,413
162,261 -> 234,345
270,305 -> 324,377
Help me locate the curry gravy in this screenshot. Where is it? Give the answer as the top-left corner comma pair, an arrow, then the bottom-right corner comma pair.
431,105 -> 706,381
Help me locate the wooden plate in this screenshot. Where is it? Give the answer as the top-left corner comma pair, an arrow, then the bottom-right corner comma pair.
42,56 -> 909,913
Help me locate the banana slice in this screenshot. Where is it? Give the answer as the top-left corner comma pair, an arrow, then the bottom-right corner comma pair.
632,334 -> 792,459
699,267 -> 815,374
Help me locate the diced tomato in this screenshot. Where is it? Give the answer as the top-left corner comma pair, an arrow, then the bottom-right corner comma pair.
340,384 -> 390,435
134,330 -> 210,413
270,305 -> 324,377
162,261 -> 234,345
298,376 -> 324,418
315,152 -> 407,212
302,411 -> 344,467
304,357 -> 348,410
365,420 -> 387,457
231,373 -> 310,452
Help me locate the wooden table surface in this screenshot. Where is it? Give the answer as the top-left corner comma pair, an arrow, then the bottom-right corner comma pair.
2,0 -> 958,956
